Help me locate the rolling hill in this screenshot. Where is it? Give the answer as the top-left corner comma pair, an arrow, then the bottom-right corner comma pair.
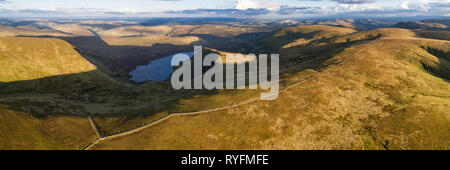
0,37 -> 103,149
89,28 -> 450,150
394,21 -> 448,30
0,22 -> 448,150
0,37 -> 97,82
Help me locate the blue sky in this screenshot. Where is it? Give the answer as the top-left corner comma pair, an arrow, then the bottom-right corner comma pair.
0,0 -> 448,18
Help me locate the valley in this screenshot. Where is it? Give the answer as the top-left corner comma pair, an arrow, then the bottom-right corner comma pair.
0,18 -> 449,150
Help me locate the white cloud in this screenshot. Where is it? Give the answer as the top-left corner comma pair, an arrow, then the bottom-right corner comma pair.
116,8 -> 140,13
1,0 -> 448,19
234,0 -> 281,11
332,0 -> 377,4
401,0 -> 410,9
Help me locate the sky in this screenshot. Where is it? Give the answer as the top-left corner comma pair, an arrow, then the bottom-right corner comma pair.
0,0 -> 448,19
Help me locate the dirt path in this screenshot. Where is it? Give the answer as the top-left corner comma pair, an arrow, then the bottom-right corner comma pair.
88,116 -> 102,139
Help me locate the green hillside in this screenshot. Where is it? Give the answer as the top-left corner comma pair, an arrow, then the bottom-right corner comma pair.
0,37 -> 97,82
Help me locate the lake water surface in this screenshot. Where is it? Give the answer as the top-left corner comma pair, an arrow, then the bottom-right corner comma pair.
129,51 -> 194,83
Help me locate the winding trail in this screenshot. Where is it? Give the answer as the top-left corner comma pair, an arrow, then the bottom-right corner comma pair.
83,42 -> 368,150
88,116 -> 101,139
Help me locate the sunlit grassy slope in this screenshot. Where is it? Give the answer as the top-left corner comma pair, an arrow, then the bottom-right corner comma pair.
101,35 -> 199,47
95,25 -> 200,47
0,25 -> 68,37
96,25 -> 173,37
253,25 -> 357,52
91,28 -> 450,150
0,37 -> 97,82
170,25 -> 272,37
0,105 -> 97,150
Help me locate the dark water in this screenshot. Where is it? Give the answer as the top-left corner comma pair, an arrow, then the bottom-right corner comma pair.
129,52 -> 194,83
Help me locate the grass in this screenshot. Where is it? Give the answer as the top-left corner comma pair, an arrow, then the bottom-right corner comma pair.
0,25 -> 449,150
0,105 -> 97,150
257,25 -> 357,51
170,25 -> 272,38
91,28 -> 450,150
101,35 -> 199,47
0,37 -> 97,82
95,25 -> 173,37
414,29 -> 450,41
0,25 -> 68,37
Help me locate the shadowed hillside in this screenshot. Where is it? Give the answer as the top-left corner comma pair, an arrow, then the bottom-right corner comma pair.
394,21 -> 448,30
